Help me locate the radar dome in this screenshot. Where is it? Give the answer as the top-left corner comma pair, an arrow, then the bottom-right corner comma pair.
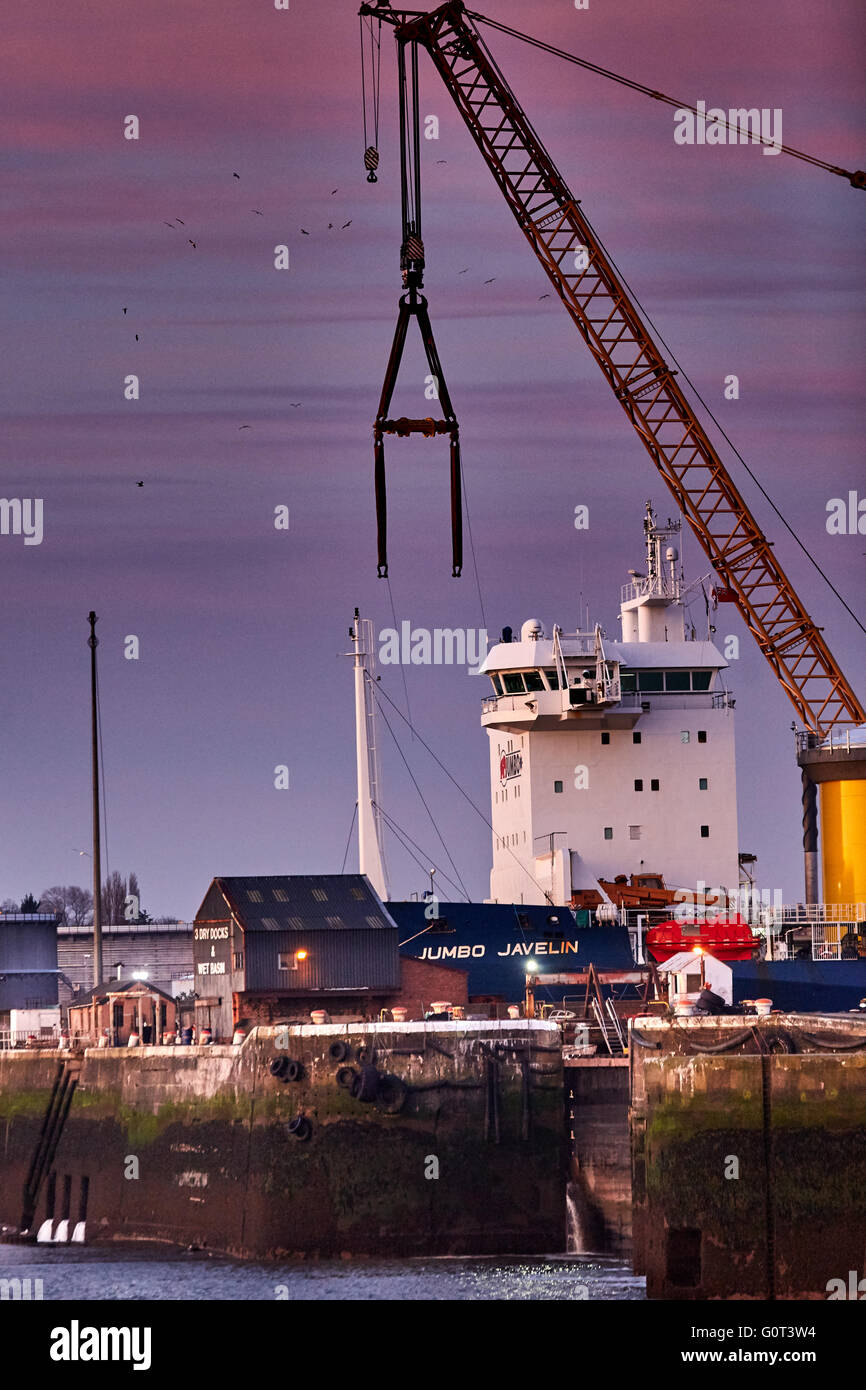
521,619 -> 544,641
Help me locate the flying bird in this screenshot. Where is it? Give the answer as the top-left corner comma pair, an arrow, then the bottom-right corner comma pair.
251,209 -> 263,215
175,218 -> 185,226
436,159 -> 448,164
238,424 -> 251,430
300,228 -> 310,235
341,220 -> 352,228
135,333 -> 139,341
458,268 -> 469,274
484,277 -> 496,284
328,223 -> 334,230
163,221 -> 175,228
290,403 -> 302,408
538,293 -> 550,300
331,188 -> 339,195
188,239 -> 197,248
122,307 -> 127,315
233,172 -> 240,179
136,481 -> 144,487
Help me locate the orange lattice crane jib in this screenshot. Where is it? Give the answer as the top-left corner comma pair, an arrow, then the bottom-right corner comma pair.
359,1 -> 864,735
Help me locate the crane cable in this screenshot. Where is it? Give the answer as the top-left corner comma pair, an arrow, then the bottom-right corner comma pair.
468,12 -> 865,189
369,671 -> 473,900
370,673 -> 558,905
577,204 -> 866,640
360,13 -> 383,179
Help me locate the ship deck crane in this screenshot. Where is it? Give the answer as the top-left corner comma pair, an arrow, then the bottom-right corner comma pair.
359,0 -> 864,742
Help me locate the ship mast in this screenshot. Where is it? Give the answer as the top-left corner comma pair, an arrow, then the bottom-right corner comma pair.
351,609 -> 390,901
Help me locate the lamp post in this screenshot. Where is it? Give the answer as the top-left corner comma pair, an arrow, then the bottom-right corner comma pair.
87,613 -> 103,990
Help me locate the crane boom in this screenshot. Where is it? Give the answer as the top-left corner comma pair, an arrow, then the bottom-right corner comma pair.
362,0 -> 864,735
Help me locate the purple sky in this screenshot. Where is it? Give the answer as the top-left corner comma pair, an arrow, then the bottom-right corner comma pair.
2,0 -> 864,918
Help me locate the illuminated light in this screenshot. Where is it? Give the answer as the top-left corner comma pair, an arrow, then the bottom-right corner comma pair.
296,949 -> 308,961
131,970 -> 149,980
526,960 -> 539,973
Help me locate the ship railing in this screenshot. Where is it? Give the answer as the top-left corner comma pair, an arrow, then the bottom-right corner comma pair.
796,727 -> 866,756
764,903 -> 865,925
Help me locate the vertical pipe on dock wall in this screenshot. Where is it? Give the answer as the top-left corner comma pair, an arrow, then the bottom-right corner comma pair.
801,771 -> 819,905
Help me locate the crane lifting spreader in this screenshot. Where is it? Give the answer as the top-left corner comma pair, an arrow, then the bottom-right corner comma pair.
362,9 -> 462,577
359,0 -> 864,749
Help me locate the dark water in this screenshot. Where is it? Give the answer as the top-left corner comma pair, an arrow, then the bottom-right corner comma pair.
0,1243 -> 644,1300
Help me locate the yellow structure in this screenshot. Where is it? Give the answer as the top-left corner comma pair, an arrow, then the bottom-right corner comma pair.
819,778 -> 866,904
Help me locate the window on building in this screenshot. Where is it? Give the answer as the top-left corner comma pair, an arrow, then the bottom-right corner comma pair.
634,779 -> 643,791
604,827 -> 613,840
699,777 -> 708,790
247,889 -> 263,903
554,780 -> 563,793
364,915 -> 381,928
288,916 -> 305,930
638,671 -> 664,692
524,670 -> 545,692
232,951 -> 244,970
490,674 -> 503,696
692,671 -> 712,691
261,916 -> 279,928
311,888 -> 328,902
278,952 -> 299,971
664,670 -> 690,692
697,730 -> 707,743
620,672 -> 637,694
503,672 -> 526,694
325,916 -> 344,929
681,731 -> 690,743
543,668 -> 560,690
700,825 -> 710,838
273,887 -> 289,902
629,825 -> 642,840
651,778 -> 660,791
601,731 -> 611,745
349,885 -> 364,900
633,731 -> 642,744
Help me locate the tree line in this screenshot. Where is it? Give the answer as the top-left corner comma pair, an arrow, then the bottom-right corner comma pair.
1,873 -> 179,925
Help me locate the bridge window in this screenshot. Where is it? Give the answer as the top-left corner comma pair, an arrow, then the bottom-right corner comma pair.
603,827 -> 613,840
664,670 -> 690,691
620,671 -> 636,693
490,674 -> 503,696
692,671 -> 712,691
503,673 -> 526,694
524,670 -> 545,692
543,668 -> 560,689
638,671 -> 663,692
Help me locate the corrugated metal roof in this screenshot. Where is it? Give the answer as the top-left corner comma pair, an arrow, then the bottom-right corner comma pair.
213,875 -> 397,933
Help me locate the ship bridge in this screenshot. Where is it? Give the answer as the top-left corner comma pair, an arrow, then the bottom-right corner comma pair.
481,505 -> 739,909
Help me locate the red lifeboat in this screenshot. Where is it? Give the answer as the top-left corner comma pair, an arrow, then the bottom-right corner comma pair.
646,915 -> 759,963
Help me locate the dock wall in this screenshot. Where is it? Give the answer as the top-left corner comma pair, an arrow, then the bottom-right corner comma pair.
630,1014 -> 866,1299
0,1021 -> 565,1259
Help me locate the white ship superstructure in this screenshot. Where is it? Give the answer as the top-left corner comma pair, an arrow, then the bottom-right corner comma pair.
479,506 -> 739,906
